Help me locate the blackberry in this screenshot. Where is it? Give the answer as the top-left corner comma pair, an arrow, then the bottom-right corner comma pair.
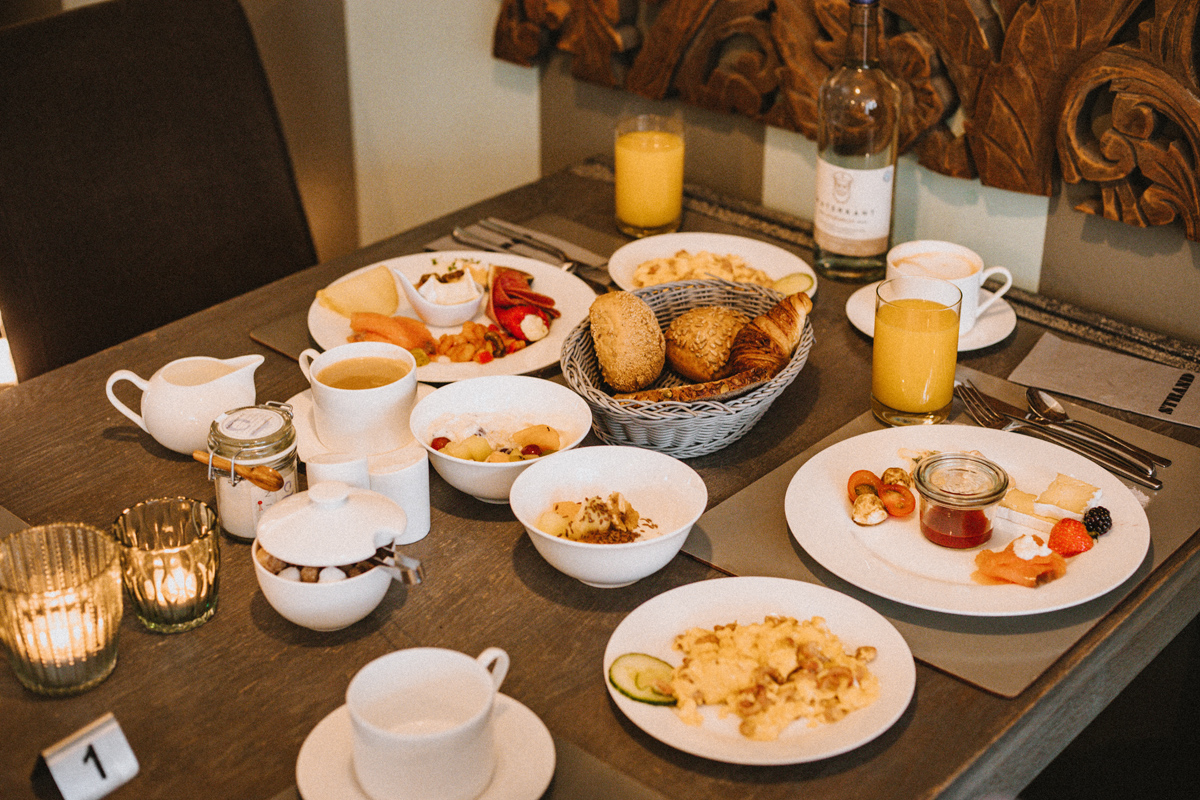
1083,507 -> 1112,537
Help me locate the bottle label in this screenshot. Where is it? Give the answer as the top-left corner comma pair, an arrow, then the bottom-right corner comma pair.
813,159 -> 894,257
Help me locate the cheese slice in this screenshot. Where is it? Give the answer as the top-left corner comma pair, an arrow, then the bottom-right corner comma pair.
996,488 -> 1057,534
1034,473 -> 1101,521
316,264 -> 399,317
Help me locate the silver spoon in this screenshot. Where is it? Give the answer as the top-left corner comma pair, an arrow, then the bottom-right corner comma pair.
1026,387 -> 1171,468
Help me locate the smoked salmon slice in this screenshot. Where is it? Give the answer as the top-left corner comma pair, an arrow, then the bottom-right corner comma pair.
972,538 -> 1067,588
349,312 -> 435,352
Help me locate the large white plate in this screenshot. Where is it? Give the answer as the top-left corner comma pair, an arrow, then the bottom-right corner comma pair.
603,577 -> 915,765
845,280 -> 1016,351
607,232 -> 817,296
785,426 -> 1151,616
308,251 -> 597,383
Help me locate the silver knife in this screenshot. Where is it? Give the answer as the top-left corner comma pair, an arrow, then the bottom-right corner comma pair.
971,387 -> 1159,477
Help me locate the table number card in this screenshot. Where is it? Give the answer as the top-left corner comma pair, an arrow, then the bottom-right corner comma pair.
38,713 -> 138,800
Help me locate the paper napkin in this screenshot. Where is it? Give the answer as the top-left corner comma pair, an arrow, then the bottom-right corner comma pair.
1007,333 -> 1200,428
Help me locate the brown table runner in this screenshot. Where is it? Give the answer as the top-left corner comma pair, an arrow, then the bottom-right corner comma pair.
682,366 -> 1200,697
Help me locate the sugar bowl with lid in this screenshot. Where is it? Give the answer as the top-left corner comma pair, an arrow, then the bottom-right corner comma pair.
252,481 -> 423,631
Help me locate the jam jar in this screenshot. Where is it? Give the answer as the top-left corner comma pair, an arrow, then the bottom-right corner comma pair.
912,452 -> 1009,549
207,402 -> 298,540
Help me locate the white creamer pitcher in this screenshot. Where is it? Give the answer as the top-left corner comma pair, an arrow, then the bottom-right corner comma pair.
106,354 -> 263,454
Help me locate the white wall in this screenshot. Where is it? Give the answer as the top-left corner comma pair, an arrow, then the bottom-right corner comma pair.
761,127 -> 1050,291
345,0 -> 542,247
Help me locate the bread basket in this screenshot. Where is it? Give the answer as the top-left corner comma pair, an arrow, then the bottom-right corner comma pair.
560,280 -> 814,458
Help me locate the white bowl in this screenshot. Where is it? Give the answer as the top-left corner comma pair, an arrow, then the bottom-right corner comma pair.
252,539 -> 392,631
395,268 -> 486,328
409,375 -> 593,504
509,446 -> 708,588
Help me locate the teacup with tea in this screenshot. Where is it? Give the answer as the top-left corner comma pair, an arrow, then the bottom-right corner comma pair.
886,240 -> 1012,336
298,341 -> 417,457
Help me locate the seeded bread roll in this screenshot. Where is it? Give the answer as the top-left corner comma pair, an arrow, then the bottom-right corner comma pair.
665,306 -> 750,382
589,292 -> 665,392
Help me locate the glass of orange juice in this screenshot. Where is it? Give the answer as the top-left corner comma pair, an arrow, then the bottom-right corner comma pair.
871,276 -> 961,425
614,114 -> 684,238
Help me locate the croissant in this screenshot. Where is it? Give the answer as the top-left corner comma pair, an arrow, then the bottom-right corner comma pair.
615,292 -> 811,403
727,291 -> 813,375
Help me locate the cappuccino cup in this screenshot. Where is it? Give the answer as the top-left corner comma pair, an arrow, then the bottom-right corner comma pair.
347,647 -> 509,800
298,341 -> 417,458
886,240 -> 1012,336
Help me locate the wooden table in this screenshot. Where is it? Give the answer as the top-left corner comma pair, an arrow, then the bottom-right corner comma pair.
2,165 -> 1199,800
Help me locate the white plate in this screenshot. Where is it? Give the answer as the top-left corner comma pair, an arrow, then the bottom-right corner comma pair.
607,232 -> 817,296
308,251 -> 597,383
296,694 -> 555,800
785,426 -> 1151,617
603,576 -> 914,765
845,281 -> 1017,351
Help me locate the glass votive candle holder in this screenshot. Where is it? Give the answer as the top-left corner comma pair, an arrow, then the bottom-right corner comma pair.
0,523 -> 124,696
112,497 -> 220,633
913,452 -> 1009,549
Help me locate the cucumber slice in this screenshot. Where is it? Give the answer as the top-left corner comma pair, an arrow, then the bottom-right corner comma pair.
608,653 -> 676,705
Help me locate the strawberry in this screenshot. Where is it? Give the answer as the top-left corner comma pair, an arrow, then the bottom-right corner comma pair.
1048,518 -> 1094,558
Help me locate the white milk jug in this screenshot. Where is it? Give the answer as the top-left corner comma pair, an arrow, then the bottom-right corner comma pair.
106,354 -> 263,454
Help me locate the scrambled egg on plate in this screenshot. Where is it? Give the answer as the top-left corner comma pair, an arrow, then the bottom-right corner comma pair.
632,250 -> 773,288
670,615 -> 879,741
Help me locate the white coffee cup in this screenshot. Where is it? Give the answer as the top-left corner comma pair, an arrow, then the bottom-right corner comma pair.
298,342 -> 417,458
886,240 -> 1012,336
346,647 -> 510,800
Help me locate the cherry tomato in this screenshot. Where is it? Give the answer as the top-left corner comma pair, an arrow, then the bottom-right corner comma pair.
878,484 -> 916,517
847,470 -> 882,502
430,436 -> 450,451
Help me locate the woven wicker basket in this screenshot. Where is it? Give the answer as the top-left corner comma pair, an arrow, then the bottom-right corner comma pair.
560,280 -> 815,458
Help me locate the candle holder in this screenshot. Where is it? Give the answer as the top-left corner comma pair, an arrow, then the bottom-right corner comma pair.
112,498 -> 220,633
0,523 -> 123,696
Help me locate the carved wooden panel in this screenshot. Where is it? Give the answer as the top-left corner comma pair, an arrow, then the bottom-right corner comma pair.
494,0 -> 1200,240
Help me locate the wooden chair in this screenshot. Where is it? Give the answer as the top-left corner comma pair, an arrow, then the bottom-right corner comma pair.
0,0 -> 316,381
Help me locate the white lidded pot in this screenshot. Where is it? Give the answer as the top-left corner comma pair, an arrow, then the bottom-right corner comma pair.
252,481 -> 422,631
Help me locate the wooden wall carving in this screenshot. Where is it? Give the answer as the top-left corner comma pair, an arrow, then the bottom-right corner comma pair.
494,0 -> 1200,240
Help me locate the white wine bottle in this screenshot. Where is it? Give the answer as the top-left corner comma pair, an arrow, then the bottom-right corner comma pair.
813,0 -> 901,282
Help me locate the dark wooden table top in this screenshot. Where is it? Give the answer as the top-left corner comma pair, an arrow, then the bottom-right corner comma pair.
2,165 -> 1199,800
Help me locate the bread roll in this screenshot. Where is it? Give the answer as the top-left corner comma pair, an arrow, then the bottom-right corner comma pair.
589,292 -> 665,392
665,306 -> 750,382
614,291 -> 812,404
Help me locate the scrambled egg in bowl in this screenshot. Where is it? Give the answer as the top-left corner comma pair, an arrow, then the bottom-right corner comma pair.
670,615 -> 879,741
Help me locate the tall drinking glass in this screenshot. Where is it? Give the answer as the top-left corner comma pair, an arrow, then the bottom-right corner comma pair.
871,276 -> 961,426
614,114 -> 684,238
0,523 -> 123,695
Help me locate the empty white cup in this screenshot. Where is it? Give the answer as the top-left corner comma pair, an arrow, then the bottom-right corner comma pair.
346,647 -> 509,800
886,240 -> 1012,336
298,342 -> 417,458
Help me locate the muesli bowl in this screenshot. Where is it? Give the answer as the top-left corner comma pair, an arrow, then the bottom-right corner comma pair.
509,445 -> 708,588
409,375 -> 593,504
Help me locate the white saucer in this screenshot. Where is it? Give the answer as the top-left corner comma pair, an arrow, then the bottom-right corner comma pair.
296,694 -> 555,800
845,281 -> 1017,351
286,384 -> 436,463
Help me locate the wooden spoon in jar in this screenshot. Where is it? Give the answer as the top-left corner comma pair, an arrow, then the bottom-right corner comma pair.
192,450 -> 285,492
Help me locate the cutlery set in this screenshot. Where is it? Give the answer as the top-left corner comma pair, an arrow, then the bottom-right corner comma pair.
451,217 -> 614,291
956,381 -> 1164,490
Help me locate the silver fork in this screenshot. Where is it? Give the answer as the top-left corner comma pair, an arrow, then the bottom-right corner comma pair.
956,381 -> 1162,490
